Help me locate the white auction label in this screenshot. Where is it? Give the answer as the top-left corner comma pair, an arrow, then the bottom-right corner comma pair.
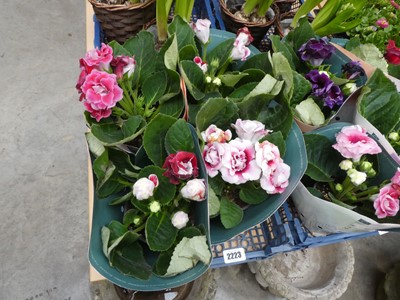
223,248 -> 246,264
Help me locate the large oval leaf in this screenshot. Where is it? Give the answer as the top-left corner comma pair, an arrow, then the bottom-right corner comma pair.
145,212 -> 178,251
220,198 -> 243,229
165,119 -> 195,154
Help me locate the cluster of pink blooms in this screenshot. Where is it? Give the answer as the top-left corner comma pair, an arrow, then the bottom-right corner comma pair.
201,120 -> 290,194
76,43 -> 136,121
332,125 -> 399,219
132,151 -> 206,230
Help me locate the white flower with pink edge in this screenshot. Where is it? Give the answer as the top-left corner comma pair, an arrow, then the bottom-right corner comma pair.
181,179 -> 206,201
220,138 -> 261,185
260,162 -> 290,194
132,174 -> 159,200
232,119 -> 270,143
203,142 -> 226,177
255,140 -> 281,174
191,19 -> 211,44
201,124 -> 232,144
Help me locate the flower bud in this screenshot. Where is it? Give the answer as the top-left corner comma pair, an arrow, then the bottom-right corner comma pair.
205,76 -> 212,83
389,132 -> 399,142
342,82 -> 357,96
133,216 -> 141,225
210,58 -> 220,69
149,201 -> 161,213
339,160 -> 353,171
212,77 -> 222,86
133,176 -> 158,200
367,168 -> 377,178
360,161 -> 373,172
335,183 -> 343,192
347,169 -> 367,186
181,179 -> 206,201
191,19 -> 211,44
319,70 -> 330,77
171,211 -> 189,229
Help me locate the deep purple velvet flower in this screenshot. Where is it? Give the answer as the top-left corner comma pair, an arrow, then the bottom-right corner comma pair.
305,70 -> 333,97
323,84 -> 344,109
341,61 -> 365,80
298,38 -> 336,66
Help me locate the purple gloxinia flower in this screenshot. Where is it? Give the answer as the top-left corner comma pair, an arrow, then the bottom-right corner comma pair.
341,61 -> 365,80
323,84 -> 344,109
305,70 -> 333,98
298,38 -> 336,66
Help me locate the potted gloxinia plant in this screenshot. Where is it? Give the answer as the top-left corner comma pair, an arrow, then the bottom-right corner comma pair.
301,122 -> 400,223
269,19 -> 367,132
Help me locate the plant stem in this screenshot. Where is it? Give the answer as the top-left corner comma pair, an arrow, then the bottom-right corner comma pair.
132,223 -> 145,233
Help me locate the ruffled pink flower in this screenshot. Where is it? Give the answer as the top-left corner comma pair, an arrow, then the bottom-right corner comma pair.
255,140 -> 281,174
193,56 -> 208,73
201,125 -> 232,144
376,18 -> 389,29
84,102 -> 112,122
163,152 -> 199,184
373,184 -> 400,219
83,43 -> 113,71
236,27 -> 254,46
260,162 -> 290,194
203,142 -> 226,177
181,179 -> 206,201
232,119 -> 270,143
231,42 -> 251,61
332,125 -> 382,162
191,19 -> 211,44
391,168 -> 400,193
111,55 -> 136,79
81,70 -> 123,119
76,58 -> 97,101
220,138 -> 261,184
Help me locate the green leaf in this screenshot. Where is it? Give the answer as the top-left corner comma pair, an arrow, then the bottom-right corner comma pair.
286,18 -> 316,51
108,40 -> 131,56
220,198 -> 243,229
219,72 -> 249,87
358,69 -> 400,135
236,69 -> 265,86
85,132 -> 105,157
208,187 -> 221,217
195,97 -> 239,132
109,192 -> 133,206
91,115 -> 146,146
239,52 -> 272,73
159,69 -> 181,103
257,101 -> 293,140
269,35 -> 299,69
168,15 -> 197,52
207,38 -> 235,70
123,31 -> 158,85
107,220 -> 128,242
93,150 -> 122,198
291,71 -> 312,106
131,197 -> 150,213
165,236 -> 211,277
107,230 -> 140,259
177,226 -> 203,242
179,60 -> 205,100
159,94 -> 184,117
179,44 -> 198,61
122,208 -> 139,225
108,147 -> 136,173
294,98 -> 325,126
260,131 -> 286,157
304,134 -> 342,182
110,242 -> 152,280
165,119 -> 195,154
153,248 -> 174,276
143,114 -> 177,166
164,34 -> 179,70
271,52 -> 294,103
145,211 -> 178,251
208,176 -> 226,196
388,64 -> 400,79
239,183 -> 268,205
142,71 -> 168,106
350,44 -> 388,73
229,82 -> 258,99
138,165 -> 176,205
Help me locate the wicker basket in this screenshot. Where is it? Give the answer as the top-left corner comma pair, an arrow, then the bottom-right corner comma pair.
219,0 -> 279,47
273,0 -> 296,14
88,0 -> 156,44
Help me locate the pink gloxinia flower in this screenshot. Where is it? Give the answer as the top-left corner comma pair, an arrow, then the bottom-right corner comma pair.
236,27 -> 254,46
391,168 -> 400,193
83,102 -> 112,122
193,56 -> 208,73
255,140 -> 281,174
260,162 -> 291,194
373,184 -> 400,219
376,18 -> 389,29
111,55 -> 136,80
232,119 -> 270,143
203,142 -> 226,177
332,125 -> 382,162
192,19 -> 211,44
171,211 -> 189,229
83,43 -> 113,71
231,42 -> 251,61
181,179 -> 206,201
163,151 -> 199,184
220,138 -> 261,184
132,175 -> 159,200
201,124 -> 232,144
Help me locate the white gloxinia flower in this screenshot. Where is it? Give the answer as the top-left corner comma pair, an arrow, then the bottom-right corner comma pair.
191,19 -> 211,44
133,176 -> 158,200
149,201 -> 161,213
171,211 -> 189,229
339,159 -> 353,171
181,179 -> 206,201
232,119 -> 270,143
347,169 -> 367,186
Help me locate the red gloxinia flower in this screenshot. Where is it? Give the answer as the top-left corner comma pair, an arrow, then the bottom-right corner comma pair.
385,40 -> 400,65
162,151 -> 199,184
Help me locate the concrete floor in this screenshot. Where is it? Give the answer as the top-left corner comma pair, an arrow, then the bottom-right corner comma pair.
1,1 -> 399,299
